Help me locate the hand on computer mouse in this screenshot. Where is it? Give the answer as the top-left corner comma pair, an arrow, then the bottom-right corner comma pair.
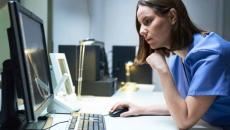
109,107 -> 129,117
110,101 -> 143,117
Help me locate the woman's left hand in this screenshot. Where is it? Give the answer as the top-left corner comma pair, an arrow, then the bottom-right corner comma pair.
146,49 -> 169,73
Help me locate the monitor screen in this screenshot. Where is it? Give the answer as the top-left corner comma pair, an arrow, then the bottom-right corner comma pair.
7,1 -> 53,122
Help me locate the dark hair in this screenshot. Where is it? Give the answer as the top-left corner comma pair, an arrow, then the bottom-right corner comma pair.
135,0 -> 203,64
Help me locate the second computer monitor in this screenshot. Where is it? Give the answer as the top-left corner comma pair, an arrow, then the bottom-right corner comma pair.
50,53 -> 74,95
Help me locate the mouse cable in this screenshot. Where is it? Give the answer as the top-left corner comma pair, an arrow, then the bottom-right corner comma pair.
41,120 -> 69,130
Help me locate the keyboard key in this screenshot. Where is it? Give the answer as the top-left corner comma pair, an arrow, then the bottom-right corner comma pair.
88,120 -> 94,130
69,115 -> 78,129
93,121 -> 99,130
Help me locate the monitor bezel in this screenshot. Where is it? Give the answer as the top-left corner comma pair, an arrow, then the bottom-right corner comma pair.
8,1 -> 54,122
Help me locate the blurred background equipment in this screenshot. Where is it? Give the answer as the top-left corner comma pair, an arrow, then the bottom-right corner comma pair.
112,45 -> 153,87
59,39 -> 117,96
112,46 -> 136,84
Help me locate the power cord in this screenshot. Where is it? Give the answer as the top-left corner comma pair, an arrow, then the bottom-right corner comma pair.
41,120 -> 69,130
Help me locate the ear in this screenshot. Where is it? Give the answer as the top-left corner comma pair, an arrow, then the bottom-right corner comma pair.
168,8 -> 177,25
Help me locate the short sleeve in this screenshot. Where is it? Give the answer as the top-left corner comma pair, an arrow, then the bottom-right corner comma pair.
186,50 -> 230,96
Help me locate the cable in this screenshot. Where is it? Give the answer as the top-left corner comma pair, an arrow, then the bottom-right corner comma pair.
41,120 -> 69,130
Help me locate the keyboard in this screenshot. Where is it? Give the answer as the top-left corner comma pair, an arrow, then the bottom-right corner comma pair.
68,113 -> 106,130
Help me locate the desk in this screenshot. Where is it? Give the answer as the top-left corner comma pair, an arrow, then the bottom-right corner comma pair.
50,84 -> 220,130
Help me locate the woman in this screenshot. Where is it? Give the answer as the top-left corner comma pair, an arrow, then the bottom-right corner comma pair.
110,0 -> 230,129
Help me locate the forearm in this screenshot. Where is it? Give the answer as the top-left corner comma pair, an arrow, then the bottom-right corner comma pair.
157,71 -> 197,129
140,104 -> 170,116
145,52 -> 214,129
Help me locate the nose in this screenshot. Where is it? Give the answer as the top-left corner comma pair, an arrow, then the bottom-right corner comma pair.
139,25 -> 147,38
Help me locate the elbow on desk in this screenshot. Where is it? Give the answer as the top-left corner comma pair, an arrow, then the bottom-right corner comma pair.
177,122 -> 193,130
175,118 -> 196,130
171,113 -> 197,130
170,107 -> 199,129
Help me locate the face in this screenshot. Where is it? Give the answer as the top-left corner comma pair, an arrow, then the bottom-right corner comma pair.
137,5 -> 172,49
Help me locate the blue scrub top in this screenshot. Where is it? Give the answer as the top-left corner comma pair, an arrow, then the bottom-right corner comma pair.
169,32 -> 230,127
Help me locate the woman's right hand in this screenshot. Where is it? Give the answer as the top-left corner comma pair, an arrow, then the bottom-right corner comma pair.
110,101 -> 144,117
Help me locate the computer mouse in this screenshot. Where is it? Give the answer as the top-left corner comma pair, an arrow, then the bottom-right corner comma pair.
109,107 -> 129,117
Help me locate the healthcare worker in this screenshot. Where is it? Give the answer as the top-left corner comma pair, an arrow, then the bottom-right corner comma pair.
110,0 -> 230,129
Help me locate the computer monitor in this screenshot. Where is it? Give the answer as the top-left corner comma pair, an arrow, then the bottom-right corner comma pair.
5,0 -> 53,126
49,53 -> 80,112
50,53 -> 74,95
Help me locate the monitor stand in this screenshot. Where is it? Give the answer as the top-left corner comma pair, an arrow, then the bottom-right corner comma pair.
48,93 -> 81,113
0,60 -> 23,130
24,116 -> 53,130
47,74 -> 80,113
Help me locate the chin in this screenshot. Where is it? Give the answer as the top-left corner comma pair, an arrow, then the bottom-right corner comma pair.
149,44 -> 158,49
150,46 -> 156,50
148,42 -> 157,49
149,42 -> 163,50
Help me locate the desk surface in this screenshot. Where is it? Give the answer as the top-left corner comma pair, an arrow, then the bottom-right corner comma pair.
50,84 -> 220,130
